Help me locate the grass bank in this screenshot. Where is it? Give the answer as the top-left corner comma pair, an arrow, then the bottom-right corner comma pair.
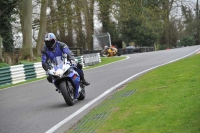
68,54 -> 200,133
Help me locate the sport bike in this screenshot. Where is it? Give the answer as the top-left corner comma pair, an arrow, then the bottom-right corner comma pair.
47,56 -> 85,106
102,47 -> 121,57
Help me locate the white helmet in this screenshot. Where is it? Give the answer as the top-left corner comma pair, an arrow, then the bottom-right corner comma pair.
44,33 -> 56,50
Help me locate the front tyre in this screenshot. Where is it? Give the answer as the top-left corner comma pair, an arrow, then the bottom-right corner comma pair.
59,81 -> 75,106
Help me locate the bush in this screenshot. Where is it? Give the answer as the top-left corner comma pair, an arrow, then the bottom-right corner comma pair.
178,36 -> 195,47
157,44 -> 168,50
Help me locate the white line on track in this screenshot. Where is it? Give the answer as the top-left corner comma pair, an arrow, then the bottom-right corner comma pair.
46,48 -> 200,133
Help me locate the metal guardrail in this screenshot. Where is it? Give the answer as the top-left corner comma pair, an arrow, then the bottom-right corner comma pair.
140,47 -> 155,52
83,53 -> 101,67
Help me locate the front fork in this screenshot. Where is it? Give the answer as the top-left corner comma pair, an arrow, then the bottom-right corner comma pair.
53,79 -> 61,93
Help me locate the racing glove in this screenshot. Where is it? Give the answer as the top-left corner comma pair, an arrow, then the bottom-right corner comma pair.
42,63 -> 51,71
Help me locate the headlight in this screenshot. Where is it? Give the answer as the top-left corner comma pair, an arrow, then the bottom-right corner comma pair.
54,69 -> 64,77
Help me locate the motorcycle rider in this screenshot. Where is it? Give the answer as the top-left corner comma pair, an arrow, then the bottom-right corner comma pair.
102,45 -> 118,57
41,32 -> 90,86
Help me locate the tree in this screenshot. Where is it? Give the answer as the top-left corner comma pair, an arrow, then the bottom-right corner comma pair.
47,0 -> 58,34
98,0 -> 119,41
195,0 -> 200,45
46,0 -> 74,47
36,0 -> 48,56
74,0 -> 86,48
0,36 -> 3,62
113,0 -> 163,46
57,0 -> 67,43
19,0 -> 34,61
0,0 -> 19,64
84,0 -> 94,50
180,0 -> 199,45
98,0 -> 111,33
160,0 -> 171,47
181,5 -> 195,36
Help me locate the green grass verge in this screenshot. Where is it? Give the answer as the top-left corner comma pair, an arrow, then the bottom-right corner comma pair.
0,62 -> 10,68
0,56 -> 126,90
68,54 -> 200,133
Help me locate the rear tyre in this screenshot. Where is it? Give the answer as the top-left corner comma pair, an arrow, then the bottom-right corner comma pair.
59,81 -> 75,106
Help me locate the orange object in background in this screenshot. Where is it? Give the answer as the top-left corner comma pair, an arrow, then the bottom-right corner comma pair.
102,46 -> 121,57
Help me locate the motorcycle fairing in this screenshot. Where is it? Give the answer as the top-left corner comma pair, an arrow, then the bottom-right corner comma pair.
68,69 -> 80,98
49,56 -> 81,99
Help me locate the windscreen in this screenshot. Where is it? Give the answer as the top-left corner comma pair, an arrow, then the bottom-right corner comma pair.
52,56 -> 63,68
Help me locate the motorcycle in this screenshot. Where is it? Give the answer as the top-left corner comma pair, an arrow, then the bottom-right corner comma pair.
47,56 -> 85,106
102,47 -> 121,57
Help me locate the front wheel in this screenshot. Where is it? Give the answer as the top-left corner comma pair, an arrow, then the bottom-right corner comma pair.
59,81 -> 75,106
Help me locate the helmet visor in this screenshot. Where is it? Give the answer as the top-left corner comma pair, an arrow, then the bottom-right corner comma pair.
45,40 -> 55,49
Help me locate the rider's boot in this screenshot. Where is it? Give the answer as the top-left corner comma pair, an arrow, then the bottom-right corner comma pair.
82,78 -> 90,86
80,74 -> 90,86
76,63 -> 90,86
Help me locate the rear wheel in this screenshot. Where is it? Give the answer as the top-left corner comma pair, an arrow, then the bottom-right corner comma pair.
59,81 -> 75,106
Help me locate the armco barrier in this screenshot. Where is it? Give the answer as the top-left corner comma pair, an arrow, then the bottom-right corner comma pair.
83,53 -> 101,67
9,63 -> 45,84
0,67 -> 12,86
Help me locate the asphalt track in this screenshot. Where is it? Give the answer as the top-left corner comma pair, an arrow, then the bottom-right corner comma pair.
0,45 -> 200,133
